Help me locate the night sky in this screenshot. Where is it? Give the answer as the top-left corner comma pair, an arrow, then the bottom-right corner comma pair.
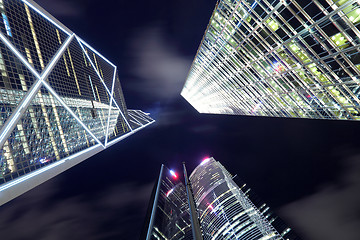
1,0 -> 360,239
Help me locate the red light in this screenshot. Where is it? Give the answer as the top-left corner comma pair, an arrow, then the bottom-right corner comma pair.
169,170 -> 177,179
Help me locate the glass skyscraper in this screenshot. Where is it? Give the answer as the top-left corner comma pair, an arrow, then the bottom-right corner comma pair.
182,0 -> 360,120
143,158 -> 299,240
142,165 -> 193,240
0,0 -> 154,205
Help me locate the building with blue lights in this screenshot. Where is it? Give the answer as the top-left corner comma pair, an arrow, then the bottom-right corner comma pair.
0,0 -> 154,205
143,158 -> 300,240
182,0 -> 360,120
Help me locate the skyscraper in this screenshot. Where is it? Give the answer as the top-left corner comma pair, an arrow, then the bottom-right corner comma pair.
0,0 -> 154,205
143,158 -> 299,240
182,0 -> 360,120
142,165 -> 193,240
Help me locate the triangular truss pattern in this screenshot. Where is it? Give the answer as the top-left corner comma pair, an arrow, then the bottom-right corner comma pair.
0,85 -> 98,184
106,100 -> 131,145
46,38 -> 115,144
0,2 -> 155,191
128,110 -> 154,130
77,37 -> 132,132
0,37 -> 39,130
1,0 -> 69,73
112,73 -> 129,119
79,41 -> 116,95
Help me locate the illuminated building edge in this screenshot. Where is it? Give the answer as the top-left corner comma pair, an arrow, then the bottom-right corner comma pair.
0,115 -> 154,206
0,0 -> 155,205
143,158 -> 300,240
182,0 -> 360,120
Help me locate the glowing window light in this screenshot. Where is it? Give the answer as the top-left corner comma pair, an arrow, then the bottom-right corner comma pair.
0,34 -> 75,146
166,188 -> 174,197
41,81 -> 104,148
169,170 -> 177,179
76,36 -> 132,131
0,32 -> 40,79
0,144 -> 101,192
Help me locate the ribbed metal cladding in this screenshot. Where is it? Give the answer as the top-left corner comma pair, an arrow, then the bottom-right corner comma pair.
189,158 -> 285,240
182,0 -> 360,120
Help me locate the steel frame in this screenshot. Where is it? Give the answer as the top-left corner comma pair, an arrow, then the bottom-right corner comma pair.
182,0 -> 360,120
0,0 -> 155,205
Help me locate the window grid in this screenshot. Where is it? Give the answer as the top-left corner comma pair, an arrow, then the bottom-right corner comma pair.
0,0 -> 154,185
182,0 -> 360,120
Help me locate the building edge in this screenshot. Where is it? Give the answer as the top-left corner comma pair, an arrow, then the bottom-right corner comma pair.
21,0 -> 74,36
0,120 -> 155,206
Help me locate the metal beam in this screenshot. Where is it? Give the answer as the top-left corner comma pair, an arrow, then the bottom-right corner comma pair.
105,67 -> 118,147
0,33 -> 74,149
76,36 -> 133,132
146,164 -> 164,240
183,162 -> 203,240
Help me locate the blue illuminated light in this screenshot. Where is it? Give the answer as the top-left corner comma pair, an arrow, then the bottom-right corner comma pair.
39,157 -> 49,164
2,13 -> 12,37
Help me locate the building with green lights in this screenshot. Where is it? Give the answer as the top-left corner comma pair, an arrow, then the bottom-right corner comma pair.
182,0 -> 360,120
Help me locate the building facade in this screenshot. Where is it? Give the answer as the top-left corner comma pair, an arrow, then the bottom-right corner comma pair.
182,0 -> 360,120
0,0 -> 154,205
143,165 -> 193,240
143,158 -> 299,240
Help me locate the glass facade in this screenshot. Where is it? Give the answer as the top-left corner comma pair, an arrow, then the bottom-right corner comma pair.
182,0 -> 360,120
146,166 -> 193,240
144,158 -> 300,240
190,158 -> 298,240
0,1 -> 154,189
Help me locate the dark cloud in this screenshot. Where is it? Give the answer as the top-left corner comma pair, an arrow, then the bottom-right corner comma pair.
34,0 -> 84,18
128,26 -> 192,101
0,180 -> 154,240
280,155 -> 360,240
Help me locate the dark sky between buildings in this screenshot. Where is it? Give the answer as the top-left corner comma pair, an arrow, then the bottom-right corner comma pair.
1,0 -> 360,239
